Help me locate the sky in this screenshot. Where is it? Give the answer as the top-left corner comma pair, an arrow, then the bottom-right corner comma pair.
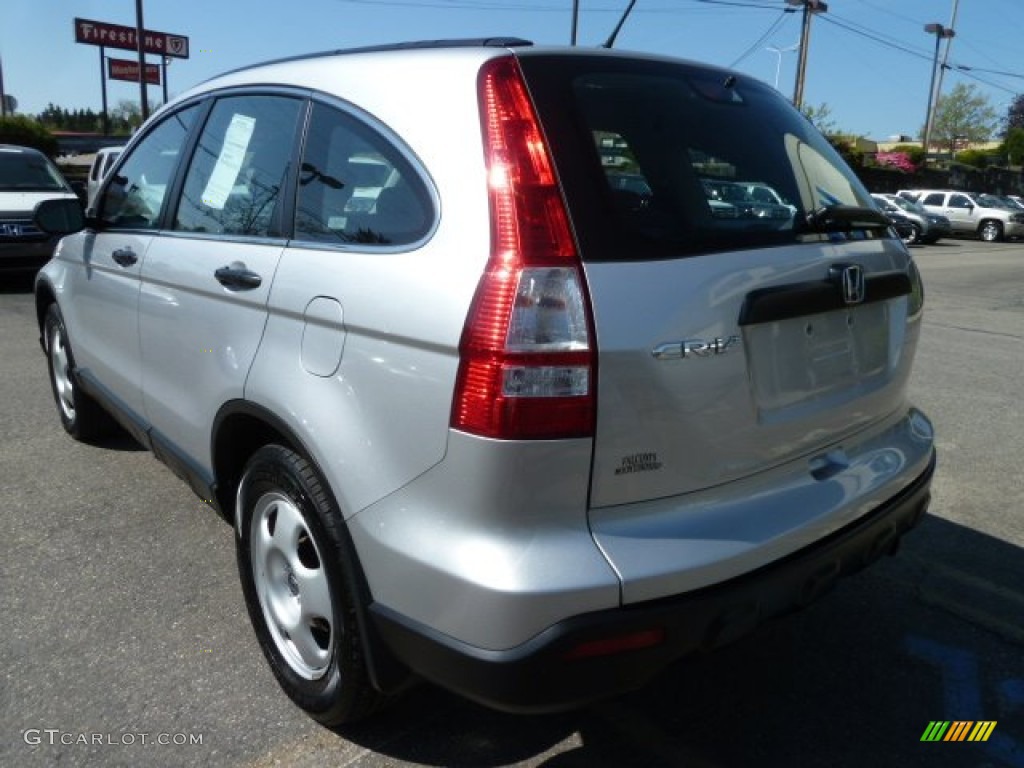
2,0 -> 1023,141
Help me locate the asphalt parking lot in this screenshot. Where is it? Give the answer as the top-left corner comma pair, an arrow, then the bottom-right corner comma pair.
2,239 -> 1022,768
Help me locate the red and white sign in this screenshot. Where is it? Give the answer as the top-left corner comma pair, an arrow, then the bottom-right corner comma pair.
108,57 -> 161,85
74,17 -> 189,59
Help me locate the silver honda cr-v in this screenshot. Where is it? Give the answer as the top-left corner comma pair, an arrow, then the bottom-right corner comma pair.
33,38 -> 935,724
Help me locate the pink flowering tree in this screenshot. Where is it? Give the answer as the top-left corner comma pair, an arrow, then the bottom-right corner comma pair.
875,151 -> 917,173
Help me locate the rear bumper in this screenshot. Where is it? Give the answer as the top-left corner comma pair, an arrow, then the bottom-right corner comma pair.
371,450 -> 934,713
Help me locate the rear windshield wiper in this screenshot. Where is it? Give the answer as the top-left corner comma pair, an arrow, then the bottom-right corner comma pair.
805,205 -> 892,233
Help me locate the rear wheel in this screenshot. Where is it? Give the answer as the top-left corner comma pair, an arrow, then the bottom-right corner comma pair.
43,304 -> 114,441
236,444 -> 384,724
979,220 -> 1003,242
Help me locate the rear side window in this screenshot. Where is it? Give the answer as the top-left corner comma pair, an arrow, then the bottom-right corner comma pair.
174,94 -> 303,238
521,57 -> 875,259
98,105 -> 199,229
922,193 -> 945,206
294,102 -> 432,247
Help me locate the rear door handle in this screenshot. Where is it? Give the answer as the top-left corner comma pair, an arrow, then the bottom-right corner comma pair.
214,262 -> 263,290
111,247 -> 137,267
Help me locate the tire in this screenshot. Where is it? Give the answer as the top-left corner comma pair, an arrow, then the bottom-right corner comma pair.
979,220 -> 1003,242
906,223 -> 922,245
43,303 -> 114,441
236,444 -> 384,725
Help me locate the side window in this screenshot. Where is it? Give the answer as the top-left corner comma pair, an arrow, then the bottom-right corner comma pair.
922,193 -> 945,206
98,105 -> 199,229
949,194 -> 971,209
174,95 -> 303,237
294,102 -> 432,246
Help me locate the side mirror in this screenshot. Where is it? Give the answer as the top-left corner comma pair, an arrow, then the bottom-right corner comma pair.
34,198 -> 86,235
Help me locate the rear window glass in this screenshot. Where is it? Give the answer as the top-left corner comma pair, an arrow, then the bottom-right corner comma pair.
522,57 -> 875,259
0,150 -> 68,192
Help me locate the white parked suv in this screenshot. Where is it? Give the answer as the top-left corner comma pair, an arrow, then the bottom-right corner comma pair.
33,39 -> 935,723
902,189 -> 1024,242
85,145 -> 124,208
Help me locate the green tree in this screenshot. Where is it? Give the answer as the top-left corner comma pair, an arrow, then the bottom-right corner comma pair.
891,144 -> 926,167
929,83 -> 998,157
109,100 -> 144,133
0,115 -> 58,156
1002,126 -> 1024,167
801,102 -> 838,136
1003,94 -> 1024,137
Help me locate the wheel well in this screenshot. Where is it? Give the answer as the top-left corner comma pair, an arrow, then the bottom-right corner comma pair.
35,284 -> 57,341
212,412 -> 297,520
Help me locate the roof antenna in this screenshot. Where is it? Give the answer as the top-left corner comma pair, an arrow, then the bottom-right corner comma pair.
571,0 -> 580,45
603,0 -> 637,48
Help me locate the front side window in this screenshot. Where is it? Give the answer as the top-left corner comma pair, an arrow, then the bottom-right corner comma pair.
174,95 -> 303,237
294,102 -> 432,246
948,195 -> 971,209
98,105 -> 199,229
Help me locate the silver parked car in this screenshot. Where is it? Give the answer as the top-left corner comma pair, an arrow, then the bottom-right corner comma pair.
33,39 -> 935,724
902,189 -> 1024,242
871,193 -> 951,245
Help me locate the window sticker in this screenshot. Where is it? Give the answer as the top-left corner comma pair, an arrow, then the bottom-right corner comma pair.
201,113 -> 255,210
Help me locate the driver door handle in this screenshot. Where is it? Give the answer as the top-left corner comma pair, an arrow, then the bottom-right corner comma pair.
111,247 -> 137,267
214,262 -> 263,290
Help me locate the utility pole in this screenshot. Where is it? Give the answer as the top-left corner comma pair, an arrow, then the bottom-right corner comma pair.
0,53 -> 7,118
931,0 -> 961,135
922,23 -> 956,157
135,0 -> 149,121
787,0 -> 827,110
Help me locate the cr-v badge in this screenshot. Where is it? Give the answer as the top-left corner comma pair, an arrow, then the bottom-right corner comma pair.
651,335 -> 741,360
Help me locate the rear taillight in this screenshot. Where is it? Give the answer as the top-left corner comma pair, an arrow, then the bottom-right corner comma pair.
451,56 -> 596,440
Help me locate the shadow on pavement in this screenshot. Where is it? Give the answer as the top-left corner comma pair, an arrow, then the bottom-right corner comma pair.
1,272 -> 37,294
336,514 -> 1024,767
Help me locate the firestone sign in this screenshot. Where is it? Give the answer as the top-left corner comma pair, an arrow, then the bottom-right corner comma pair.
74,17 -> 189,59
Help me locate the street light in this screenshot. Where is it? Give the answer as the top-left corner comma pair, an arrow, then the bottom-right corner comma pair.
765,43 -> 799,91
922,22 -> 955,158
786,0 -> 827,109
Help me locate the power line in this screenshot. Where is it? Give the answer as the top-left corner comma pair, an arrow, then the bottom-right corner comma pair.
820,13 -> 1021,96
729,10 -> 792,67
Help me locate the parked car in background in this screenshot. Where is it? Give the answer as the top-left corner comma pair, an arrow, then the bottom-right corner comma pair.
0,144 -> 80,275
702,178 -> 793,222
735,180 -> 798,215
885,211 -> 918,245
901,189 -> 1024,242
33,38 -> 935,724
85,146 -> 124,208
871,193 -> 951,244
993,194 -> 1024,211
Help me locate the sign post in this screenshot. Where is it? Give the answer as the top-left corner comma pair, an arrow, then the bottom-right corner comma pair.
74,16 -> 189,126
